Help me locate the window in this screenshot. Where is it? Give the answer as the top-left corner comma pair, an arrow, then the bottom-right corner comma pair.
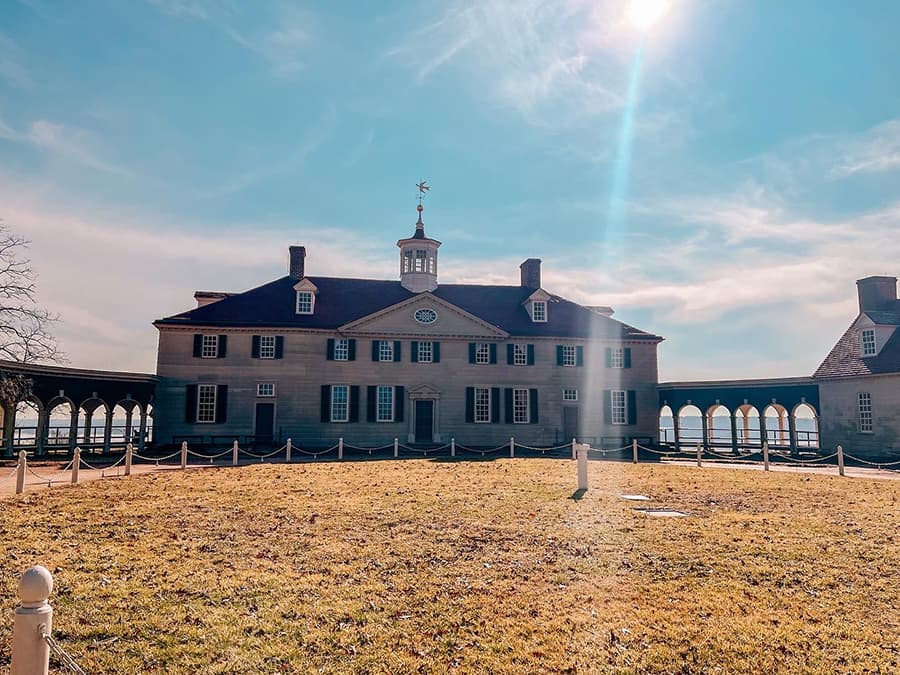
415,249 -> 426,272
610,347 -> 625,368
334,338 -> 349,361
377,385 -> 394,422
403,250 -> 412,273
513,388 -> 530,424
475,343 -> 490,364
513,344 -> 528,366
861,329 -> 876,356
201,335 -> 219,358
475,387 -> 491,423
532,301 -> 547,322
563,388 -> 578,402
259,336 -> 276,359
296,291 -> 314,314
257,383 -> 275,397
611,390 -> 627,425
378,340 -> 394,362
858,392 -> 873,432
331,385 -> 349,422
418,341 -> 433,363
561,345 -> 576,367
197,384 -> 217,422
414,308 -> 437,324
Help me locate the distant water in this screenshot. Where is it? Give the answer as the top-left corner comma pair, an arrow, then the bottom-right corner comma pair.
660,415 -> 817,446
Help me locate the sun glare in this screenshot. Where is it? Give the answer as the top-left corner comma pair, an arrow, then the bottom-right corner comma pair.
628,0 -> 671,31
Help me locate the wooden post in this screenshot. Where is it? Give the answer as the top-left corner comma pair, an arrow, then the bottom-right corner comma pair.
576,444 -> 588,491
509,436 -> 515,458
10,565 -> 53,675
393,438 -> 399,458
632,438 -> 638,464
696,442 -> 702,467
338,438 -> 343,460
571,438 -> 576,460
124,443 -> 132,476
763,441 -> 770,472
71,448 -> 80,485
232,440 -> 238,467
837,445 -> 844,477
15,449 -> 26,494
180,441 -> 187,470
286,438 -> 292,463
450,438 -> 455,457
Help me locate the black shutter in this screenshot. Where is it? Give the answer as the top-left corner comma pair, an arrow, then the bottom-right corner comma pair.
624,348 -> 632,369
275,336 -> 284,359
185,384 -> 197,423
193,334 -> 203,358
507,344 -> 514,365
251,335 -> 261,359
349,386 -> 360,422
348,339 -> 357,361
215,385 -> 228,423
372,340 -> 380,362
433,342 -> 441,363
491,387 -> 501,423
465,387 -> 475,423
605,348 -> 612,368
411,341 -> 419,363
217,335 -> 227,358
576,346 -> 584,367
527,344 -> 535,366
394,386 -> 405,422
504,388 -> 513,424
603,390 -> 612,425
367,386 -> 377,422
321,386 -> 331,422
469,343 -> 477,364
489,343 -> 497,364
393,341 -> 402,362
326,339 -> 335,360
556,345 -> 564,366
627,390 -> 637,425
529,389 -> 539,424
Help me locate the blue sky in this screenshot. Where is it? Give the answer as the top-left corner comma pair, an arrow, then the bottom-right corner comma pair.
2,0 -> 900,379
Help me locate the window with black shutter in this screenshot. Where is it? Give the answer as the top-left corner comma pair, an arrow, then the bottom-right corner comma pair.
217,336 -> 227,358
489,343 -> 497,364
193,334 -> 203,358
185,384 -> 198,422
490,387 -> 501,423
326,338 -> 335,360
394,386 -> 405,422
367,386 -> 377,422
320,386 -> 331,422
349,385 -> 360,422
275,336 -> 284,359
504,388 -> 514,423
627,390 -> 637,425
465,387 -> 475,423
411,341 -> 419,363
529,389 -> 539,424
252,335 -> 261,358
393,341 -> 402,362
214,385 -> 228,423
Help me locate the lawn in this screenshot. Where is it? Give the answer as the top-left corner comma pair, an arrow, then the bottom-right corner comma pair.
1,458 -> 898,674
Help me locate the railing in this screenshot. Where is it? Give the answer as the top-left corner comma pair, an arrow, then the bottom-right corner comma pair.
660,427 -> 820,449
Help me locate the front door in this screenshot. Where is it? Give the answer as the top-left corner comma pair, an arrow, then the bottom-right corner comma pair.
415,400 -> 434,443
562,406 -> 579,442
255,403 -> 275,441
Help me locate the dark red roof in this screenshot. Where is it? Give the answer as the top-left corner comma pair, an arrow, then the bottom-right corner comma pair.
155,276 -> 662,341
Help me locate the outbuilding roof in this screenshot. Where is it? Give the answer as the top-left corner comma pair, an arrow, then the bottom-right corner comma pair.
814,307 -> 900,378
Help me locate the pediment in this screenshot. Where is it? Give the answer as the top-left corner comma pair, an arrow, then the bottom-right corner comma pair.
293,278 -> 318,292
340,292 -> 508,338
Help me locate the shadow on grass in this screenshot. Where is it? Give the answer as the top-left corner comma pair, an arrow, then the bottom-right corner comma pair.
569,488 -> 587,501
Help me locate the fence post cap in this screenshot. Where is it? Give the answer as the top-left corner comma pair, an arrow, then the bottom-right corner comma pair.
19,565 -> 52,606
18,449 -> 26,460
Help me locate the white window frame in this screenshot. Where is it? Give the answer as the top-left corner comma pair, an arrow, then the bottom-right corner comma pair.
474,387 -> 491,423
333,338 -> 349,361
475,343 -> 490,365
259,335 -> 276,359
414,249 -> 427,272
201,335 -> 219,359
378,340 -> 394,362
331,385 -> 349,423
611,390 -> 627,425
562,345 -> 576,367
610,347 -> 625,369
418,341 -> 433,363
257,383 -> 275,397
513,344 -> 528,366
532,301 -> 547,322
513,388 -> 530,424
861,329 -> 876,357
563,388 -> 578,402
858,392 -> 873,433
296,291 -> 314,315
197,384 -> 217,423
377,385 -> 394,422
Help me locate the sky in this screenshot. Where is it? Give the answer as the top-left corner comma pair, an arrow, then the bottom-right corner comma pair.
1,0 -> 900,381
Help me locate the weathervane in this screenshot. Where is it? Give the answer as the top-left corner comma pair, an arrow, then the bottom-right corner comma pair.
416,180 -> 430,208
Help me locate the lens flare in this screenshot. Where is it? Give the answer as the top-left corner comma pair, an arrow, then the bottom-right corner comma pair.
628,0 -> 671,31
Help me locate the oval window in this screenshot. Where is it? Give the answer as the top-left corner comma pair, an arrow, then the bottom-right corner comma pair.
414,308 -> 437,324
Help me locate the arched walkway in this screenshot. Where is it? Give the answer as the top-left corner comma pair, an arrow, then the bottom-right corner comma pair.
735,405 -> 761,450
763,404 -> 790,449
659,405 -> 674,446
676,404 -> 703,448
46,398 -> 76,450
13,399 -> 41,447
706,405 -> 732,449
793,403 -> 819,449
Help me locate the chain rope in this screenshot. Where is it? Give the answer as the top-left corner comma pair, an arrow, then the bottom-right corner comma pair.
41,627 -> 86,675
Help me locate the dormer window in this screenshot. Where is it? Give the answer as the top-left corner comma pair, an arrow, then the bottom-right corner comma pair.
296,291 -> 314,314
532,300 -> 547,322
861,329 -> 876,356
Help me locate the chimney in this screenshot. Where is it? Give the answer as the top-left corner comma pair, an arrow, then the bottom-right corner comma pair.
856,276 -> 897,313
289,246 -> 306,280
520,258 -> 542,290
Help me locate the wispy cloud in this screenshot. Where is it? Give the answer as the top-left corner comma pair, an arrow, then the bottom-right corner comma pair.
0,31 -> 31,89
830,119 -> 900,177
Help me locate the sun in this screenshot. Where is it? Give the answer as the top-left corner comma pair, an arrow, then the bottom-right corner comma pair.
628,0 -> 671,31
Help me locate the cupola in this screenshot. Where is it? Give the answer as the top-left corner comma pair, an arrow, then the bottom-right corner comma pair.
397,203 -> 441,293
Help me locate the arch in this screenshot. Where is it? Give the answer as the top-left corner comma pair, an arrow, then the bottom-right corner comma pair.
734,405 -> 761,449
79,398 -> 109,448
659,405 -> 674,445
13,398 -> 41,446
109,404 -> 129,447
46,397 -> 76,448
792,402 -> 819,449
676,404 -> 703,446
706,404 -> 732,449
762,404 -> 790,448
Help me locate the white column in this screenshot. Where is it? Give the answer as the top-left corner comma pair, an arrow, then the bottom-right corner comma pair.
71,448 -> 80,484
15,449 -> 26,494
286,438 -> 292,463
10,565 -> 53,675
576,444 -> 588,491
124,444 -> 132,476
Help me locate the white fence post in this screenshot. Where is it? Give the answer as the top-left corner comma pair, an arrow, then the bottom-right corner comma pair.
338,438 -> 343,460
763,442 -> 770,472
286,438 -> 292,463
180,441 -> 187,470
837,445 -> 845,477
571,438 -> 576,460
393,438 -> 399,458
509,436 -> 515,458
10,565 -> 53,675
632,439 -> 638,464
125,443 -> 133,476
71,448 -> 80,485
15,450 -> 26,495
576,443 -> 588,491
232,440 -> 238,467
696,443 -> 702,467
450,438 -> 455,457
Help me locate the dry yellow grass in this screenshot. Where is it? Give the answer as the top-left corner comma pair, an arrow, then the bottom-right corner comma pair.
0,458 -> 898,674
